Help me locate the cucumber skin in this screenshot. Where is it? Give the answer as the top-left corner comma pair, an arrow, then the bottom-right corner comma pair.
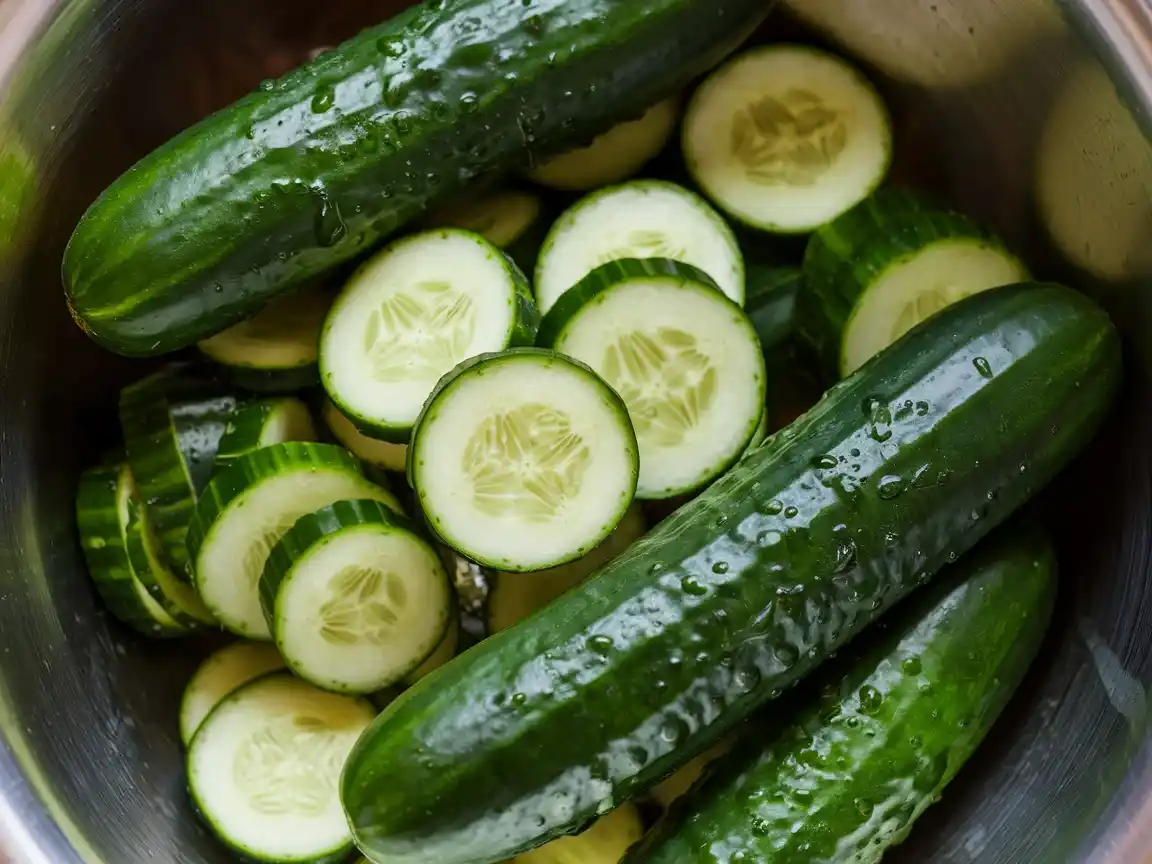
341,283 -> 1119,864
63,0 -> 773,357
213,397 -> 316,472
631,523 -> 1056,863
745,265 -> 801,354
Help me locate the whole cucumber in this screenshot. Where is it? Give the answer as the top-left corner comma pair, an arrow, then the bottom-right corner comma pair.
630,522 -> 1056,863
341,282 -> 1119,864
63,0 -> 771,356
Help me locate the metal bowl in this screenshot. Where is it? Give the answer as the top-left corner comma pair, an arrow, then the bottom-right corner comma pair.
1,0 -> 1151,861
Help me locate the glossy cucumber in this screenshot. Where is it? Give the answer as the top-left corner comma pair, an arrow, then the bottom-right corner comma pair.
632,523 -> 1056,863
213,397 -> 317,472
341,283 -> 1119,864
63,0 -> 773,356
745,265 -> 801,354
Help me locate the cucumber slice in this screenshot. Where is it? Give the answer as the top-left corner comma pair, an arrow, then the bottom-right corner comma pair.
186,443 -> 402,641
799,191 -> 1030,376
741,409 -> 769,457
187,673 -> 374,864
198,287 -> 331,393
514,803 -> 645,864
540,259 -> 766,499
320,229 -> 540,443
180,642 -> 286,746
529,98 -> 680,191
649,734 -> 737,808
75,463 -> 190,638
120,371 -> 239,573
425,189 -> 544,249
403,612 -> 460,685
534,180 -> 744,314
745,265 -> 801,353
322,399 -> 407,473
488,504 -> 646,633
410,349 -> 639,572
261,499 -> 452,695
215,398 -> 317,472
683,45 -> 893,234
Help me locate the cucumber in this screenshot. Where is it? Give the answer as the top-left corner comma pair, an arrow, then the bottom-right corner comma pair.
539,258 -> 765,499
534,181 -> 744,314
186,443 -> 401,641
403,612 -> 461,686
797,189 -> 1030,377
745,265 -> 801,354
514,803 -> 645,864
75,462 -> 190,637
63,0 -> 772,357
341,283 -> 1120,864
180,641 -> 286,746
261,499 -> 452,694
322,399 -> 407,473
488,504 -> 646,633
529,98 -> 681,191
425,189 -> 544,250
683,45 -> 893,234
410,349 -> 639,572
320,229 -> 539,442
631,524 -> 1057,863
120,371 -> 239,573
215,397 -> 317,472
648,734 -> 737,808
187,673 -> 374,864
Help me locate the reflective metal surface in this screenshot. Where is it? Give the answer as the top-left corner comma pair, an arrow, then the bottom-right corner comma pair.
2,0 -> 1152,861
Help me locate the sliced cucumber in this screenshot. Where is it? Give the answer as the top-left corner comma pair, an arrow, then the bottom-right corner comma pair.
404,612 -> 461,686
540,259 -> 766,499
410,349 -> 639,572
75,463 -> 190,638
180,642 -> 286,746
799,191 -> 1030,376
513,803 -> 645,864
528,98 -> 680,191
186,443 -> 401,641
320,229 -> 539,443
120,371 -> 239,573
649,734 -> 737,808
683,45 -> 893,234
214,398 -> 317,472
741,409 -> 769,457
187,673 -> 374,863
425,189 -> 544,249
322,399 -> 407,473
261,499 -> 452,695
488,504 -> 646,633
745,265 -> 801,353
534,180 -> 744,314
198,286 -> 331,392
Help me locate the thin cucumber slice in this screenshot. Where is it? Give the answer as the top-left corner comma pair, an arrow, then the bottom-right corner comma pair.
402,612 -> 460,686
262,499 -> 452,695
649,735 -> 738,808
199,286 -> 330,393
534,180 -> 744,314
540,259 -> 766,499
180,642 -> 286,746
683,45 -> 893,234
75,463 -> 190,638
187,443 -> 402,641
745,265 -> 801,353
120,371 -> 239,573
742,409 -> 769,457
124,486 -> 217,628
528,98 -> 680,191
320,229 -> 540,443
515,803 -> 645,864
798,190 -> 1030,376
322,399 -> 406,473
424,189 -> 544,249
410,349 -> 639,572
187,673 -> 374,864
215,398 -> 317,472
488,503 -> 645,633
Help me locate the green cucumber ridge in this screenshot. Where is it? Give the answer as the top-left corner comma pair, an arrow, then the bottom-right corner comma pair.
744,265 -> 801,353
213,397 -> 314,471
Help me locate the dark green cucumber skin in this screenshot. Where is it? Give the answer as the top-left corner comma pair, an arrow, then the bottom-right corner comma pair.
631,523 -> 1056,864
220,362 -> 320,394
213,397 -> 315,472
342,283 -> 1119,864
119,371 -> 239,573
745,265 -> 800,354
63,0 -> 773,357
795,188 -> 1023,379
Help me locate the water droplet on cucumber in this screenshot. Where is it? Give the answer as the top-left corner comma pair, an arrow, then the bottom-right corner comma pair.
877,475 -> 906,499
311,84 -> 335,114
858,684 -> 884,714
681,577 -> 707,596
586,634 -> 613,655
973,356 -> 994,378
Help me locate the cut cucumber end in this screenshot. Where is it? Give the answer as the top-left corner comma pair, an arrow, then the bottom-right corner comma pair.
684,45 -> 893,234
424,189 -> 544,249
411,349 -> 639,572
535,180 -> 744,314
198,286 -> 331,374
321,229 -> 539,442
180,642 -> 286,747
322,399 -> 408,473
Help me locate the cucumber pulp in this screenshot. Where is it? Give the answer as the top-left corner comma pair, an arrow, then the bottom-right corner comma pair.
180,641 -> 286,746
320,229 -> 539,442
534,180 -> 745,314
514,803 -> 645,864
683,45 -> 892,234
410,349 -> 639,573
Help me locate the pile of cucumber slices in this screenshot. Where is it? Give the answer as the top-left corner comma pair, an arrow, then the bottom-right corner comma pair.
69,14 -> 1120,864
